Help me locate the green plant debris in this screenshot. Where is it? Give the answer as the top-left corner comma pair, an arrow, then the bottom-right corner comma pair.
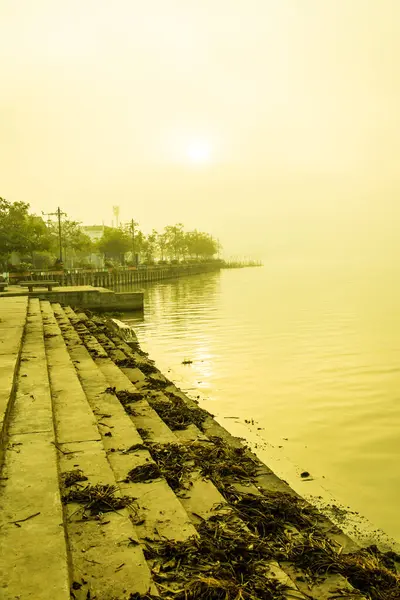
63,483 -> 134,515
126,463 -> 161,483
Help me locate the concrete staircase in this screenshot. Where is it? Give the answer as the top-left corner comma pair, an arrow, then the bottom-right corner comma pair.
0,297 -> 372,599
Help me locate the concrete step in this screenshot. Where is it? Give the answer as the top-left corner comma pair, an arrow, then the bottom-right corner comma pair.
52,302 -> 197,544
90,354 -> 229,524
0,298 -> 70,600
40,301 -> 155,599
66,309 -> 208,443
75,309 -> 370,599
61,308 -> 374,598
85,356 -> 307,598
65,311 -> 243,531
0,296 -> 28,468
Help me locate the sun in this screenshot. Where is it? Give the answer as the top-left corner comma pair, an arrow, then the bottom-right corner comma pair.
187,140 -> 212,164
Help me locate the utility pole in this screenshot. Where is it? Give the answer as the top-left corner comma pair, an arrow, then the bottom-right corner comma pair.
42,207 -> 66,263
57,207 -> 63,262
130,219 -> 138,266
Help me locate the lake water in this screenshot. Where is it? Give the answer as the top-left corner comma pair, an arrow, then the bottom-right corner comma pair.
122,263 -> 400,545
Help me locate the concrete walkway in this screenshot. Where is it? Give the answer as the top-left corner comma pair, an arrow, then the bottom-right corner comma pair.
0,299 -> 69,600
0,285 -> 96,297
0,285 -> 143,311
0,296 -> 28,462
1,296 -> 396,599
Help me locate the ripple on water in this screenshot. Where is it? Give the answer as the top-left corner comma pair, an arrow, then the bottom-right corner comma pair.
124,265 -> 400,543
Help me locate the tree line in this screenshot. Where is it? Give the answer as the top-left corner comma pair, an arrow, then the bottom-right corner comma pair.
0,197 -> 221,270
99,223 -> 220,264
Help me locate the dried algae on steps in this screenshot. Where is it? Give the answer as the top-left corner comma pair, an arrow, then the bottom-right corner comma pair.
41,300 -> 155,599
2,294 -> 396,600
76,306 -> 400,600
52,302 -> 198,545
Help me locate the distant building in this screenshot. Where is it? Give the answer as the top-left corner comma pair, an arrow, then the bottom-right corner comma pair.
82,225 -> 105,243
82,225 -> 105,268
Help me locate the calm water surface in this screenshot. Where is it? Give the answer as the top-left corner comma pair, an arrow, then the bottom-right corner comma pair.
123,263 -> 400,543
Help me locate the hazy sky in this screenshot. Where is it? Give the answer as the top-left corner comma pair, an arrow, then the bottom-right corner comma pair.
1,1 -> 399,259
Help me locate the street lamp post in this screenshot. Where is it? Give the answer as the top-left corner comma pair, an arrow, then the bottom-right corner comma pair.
42,207 -> 66,263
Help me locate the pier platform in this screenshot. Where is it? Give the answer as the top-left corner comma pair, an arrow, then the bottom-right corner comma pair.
0,285 -> 143,312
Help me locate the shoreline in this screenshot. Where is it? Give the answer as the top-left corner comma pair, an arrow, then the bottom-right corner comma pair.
125,338 -> 400,554
116,317 -> 400,554
106,314 -> 400,597
1,296 -> 399,599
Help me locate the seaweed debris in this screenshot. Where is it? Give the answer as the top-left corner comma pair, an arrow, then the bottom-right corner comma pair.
103,386 -> 116,395
147,438 -> 259,492
128,341 -> 149,357
193,437 -> 258,486
148,438 -> 318,535
145,377 -> 171,390
99,311 -> 123,318
224,490 -> 400,600
138,362 -> 159,376
63,483 -> 134,516
129,594 -> 160,600
143,515 -> 292,600
148,395 -> 210,432
126,463 -> 161,483
121,443 -> 148,453
340,546 -> 400,600
277,533 -> 400,600
115,357 -> 138,368
61,469 -> 88,488
225,487 -> 319,537
124,404 -> 139,416
146,443 -> 193,491
141,480 -> 400,600
137,427 -> 151,440
116,390 -> 144,405
115,357 -> 158,375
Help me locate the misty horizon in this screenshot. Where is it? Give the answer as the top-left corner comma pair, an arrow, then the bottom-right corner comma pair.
1,1 -> 399,261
